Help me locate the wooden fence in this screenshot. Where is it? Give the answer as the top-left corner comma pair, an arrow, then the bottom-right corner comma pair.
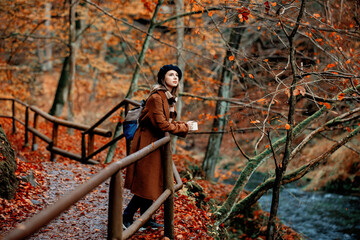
0,97 -> 183,239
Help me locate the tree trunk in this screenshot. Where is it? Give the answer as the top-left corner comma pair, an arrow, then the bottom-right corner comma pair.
171,0 -> 185,153
0,125 -> 18,200
105,0 -> 164,163
49,1 -> 84,117
44,2 -> 53,71
202,22 -> 245,180
67,0 -> 79,126
49,56 -> 70,116
266,1 -> 306,239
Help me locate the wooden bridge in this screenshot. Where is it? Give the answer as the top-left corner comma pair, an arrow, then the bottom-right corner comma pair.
0,97 -> 183,240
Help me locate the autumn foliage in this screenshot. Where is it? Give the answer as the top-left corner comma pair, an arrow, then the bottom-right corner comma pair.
1,0 -> 360,239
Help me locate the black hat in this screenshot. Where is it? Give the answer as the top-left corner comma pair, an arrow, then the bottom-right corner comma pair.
157,64 -> 182,84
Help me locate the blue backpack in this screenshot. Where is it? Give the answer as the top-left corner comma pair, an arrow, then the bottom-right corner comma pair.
123,100 -> 146,140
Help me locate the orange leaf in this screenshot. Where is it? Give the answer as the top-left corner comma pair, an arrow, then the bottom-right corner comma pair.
229,55 -> 234,61
313,13 -> 320,18
250,120 -> 260,124
264,59 -> 268,62
326,63 -> 336,69
338,93 -> 345,101
257,98 -> 265,103
224,16 -> 227,23
323,102 -> 331,109
272,2 -> 277,6
249,73 -> 254,79
285,124 -> 291,130
208,11 -> 213,17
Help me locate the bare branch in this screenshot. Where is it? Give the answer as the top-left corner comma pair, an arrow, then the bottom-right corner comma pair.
266,130 -> 279,169
230,126 -> 251,161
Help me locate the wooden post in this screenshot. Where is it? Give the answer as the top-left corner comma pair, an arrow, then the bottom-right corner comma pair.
24,106 -> 29,147
12,99 -> 16,133
88,132 -> 94,157
108,170 -> 123,240
163,136 -> 174,239
81,132 -> 86,162
32,112 -> 38,151
51,123 -> 59,161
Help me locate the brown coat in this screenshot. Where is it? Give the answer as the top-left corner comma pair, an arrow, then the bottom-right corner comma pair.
124,90 -> 188,200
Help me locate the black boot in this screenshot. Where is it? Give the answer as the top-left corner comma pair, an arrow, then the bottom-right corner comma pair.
123,195 -> 143,230
122,213 -> 133,230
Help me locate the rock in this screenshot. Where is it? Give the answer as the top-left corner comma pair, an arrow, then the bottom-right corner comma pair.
0,124 -> 19,199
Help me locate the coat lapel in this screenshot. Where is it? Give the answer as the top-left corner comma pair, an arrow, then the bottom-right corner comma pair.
158,91 -> 170,120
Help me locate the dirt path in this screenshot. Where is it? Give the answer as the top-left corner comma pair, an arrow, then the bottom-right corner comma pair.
28,161 -> 132,239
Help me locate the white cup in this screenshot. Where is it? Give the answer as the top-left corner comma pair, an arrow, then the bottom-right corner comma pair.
187,121 -> 198,131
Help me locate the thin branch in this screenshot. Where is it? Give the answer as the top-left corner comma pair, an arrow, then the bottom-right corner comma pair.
230,126 -> 251,161
304,92 -> 360,103
319,132 -> 360,155
155,6 -> 226,26
179,91 -> 303,115
266,130 -> 279,169
289,0 -> 306,38
83,0 -> 147,34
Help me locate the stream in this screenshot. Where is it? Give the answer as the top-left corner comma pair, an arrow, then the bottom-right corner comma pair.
246,173 -> 360,240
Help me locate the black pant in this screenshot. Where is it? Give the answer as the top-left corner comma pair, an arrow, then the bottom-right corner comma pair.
123,195 -> 153,221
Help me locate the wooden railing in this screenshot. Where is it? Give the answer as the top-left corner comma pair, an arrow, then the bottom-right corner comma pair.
0,97 -> 183,239
0,97 -> 113,163
0,97 -> 141,163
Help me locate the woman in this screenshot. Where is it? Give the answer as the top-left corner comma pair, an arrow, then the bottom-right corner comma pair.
123,64 -> 189,230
